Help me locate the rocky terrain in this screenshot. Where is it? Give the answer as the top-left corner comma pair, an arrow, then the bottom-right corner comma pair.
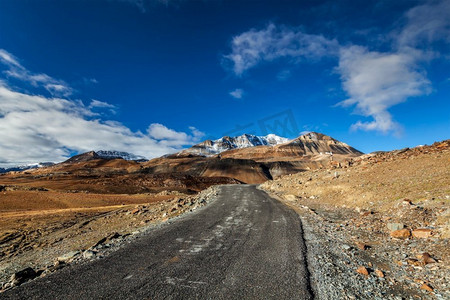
261,140 -> 450,299
3,133 -> 445,298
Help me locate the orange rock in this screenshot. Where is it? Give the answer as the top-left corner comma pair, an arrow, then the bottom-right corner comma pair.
355,242 -> 367,250
412,228 -> 432,238
356,266 -> 369,276
407,258 -> 421,266
390,228 -> 411,238
420,283 -> 433,292
374,269 -> 384,278
419,253 -> 437,264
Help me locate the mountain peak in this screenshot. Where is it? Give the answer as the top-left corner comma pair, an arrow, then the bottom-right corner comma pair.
63,150 -> 146,164
180,133 -> 290,156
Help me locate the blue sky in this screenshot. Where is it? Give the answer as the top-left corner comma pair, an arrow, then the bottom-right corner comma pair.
0,0 -> 449,165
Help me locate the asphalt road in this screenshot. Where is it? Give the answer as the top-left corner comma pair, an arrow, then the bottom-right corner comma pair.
2,185 -> 313,300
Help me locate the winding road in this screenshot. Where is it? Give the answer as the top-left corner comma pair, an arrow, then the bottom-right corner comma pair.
2,185 -> 313,299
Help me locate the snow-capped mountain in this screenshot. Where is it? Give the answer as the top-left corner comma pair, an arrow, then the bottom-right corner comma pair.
180,133 -> 290,156
95,150 -> 147,161
63,150 -> 147,164
0,162 -> 54,174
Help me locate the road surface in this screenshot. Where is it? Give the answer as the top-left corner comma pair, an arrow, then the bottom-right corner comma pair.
2,185 -> 313,299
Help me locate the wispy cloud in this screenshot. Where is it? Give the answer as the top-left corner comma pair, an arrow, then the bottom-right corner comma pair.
115,0 -> 186,13
223,0 -> 450,134
223,23 -> 338,76
276,69 -> 291,81
396,0 -> 450,49
229,88 -> 244,99
0,49 -> 73,97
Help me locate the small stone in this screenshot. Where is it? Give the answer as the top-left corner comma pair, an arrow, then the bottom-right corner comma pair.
57,251 -> 80,262
419,253 -> 437,264
390,229 -> 411,239
412,228 -> 432,239
284,194 -> 297,201
356,266 -> 369,276
420,283 -> 433,292
342,244 -> 352,250
387,223 -> 404,231
407,258 -> 421,266
356,242 -> 368,250
374,269 -> 384,278
83,250 -> 97,259
402,199 -> 413,206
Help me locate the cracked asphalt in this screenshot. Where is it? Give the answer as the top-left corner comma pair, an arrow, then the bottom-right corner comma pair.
1,185 -> 313,299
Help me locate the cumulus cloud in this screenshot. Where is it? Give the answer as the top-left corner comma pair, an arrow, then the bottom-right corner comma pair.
337,46 -> 431,133
0,49 -> 73,97
229,88 -> 244,99
223,1 -> 450,134
0,82 -> 204,167
223,23 -> 338,76
147,123 -> 203,146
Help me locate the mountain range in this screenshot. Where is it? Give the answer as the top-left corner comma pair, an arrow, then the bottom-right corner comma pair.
0,132 -> 363,192
180,134 -> 290,156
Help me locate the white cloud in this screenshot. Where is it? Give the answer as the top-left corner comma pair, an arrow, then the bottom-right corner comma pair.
338,0 -> 449,133
147,123 -> 204,146
396,0 -> 450,49
229,88 -> 244,99
189,126 -> 205,140
83,77 -> 99,85
276,69 -> 291,81
89,99 -> 116,109
223,23 -> 338,76
0,49 -> 21,67
337,46 -> 431,133
0,83 -> 204,167
0,49 -> 73,97
224,1 -> 450,134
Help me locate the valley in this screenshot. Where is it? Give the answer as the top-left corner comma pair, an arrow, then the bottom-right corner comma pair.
0,132 -> 448,299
